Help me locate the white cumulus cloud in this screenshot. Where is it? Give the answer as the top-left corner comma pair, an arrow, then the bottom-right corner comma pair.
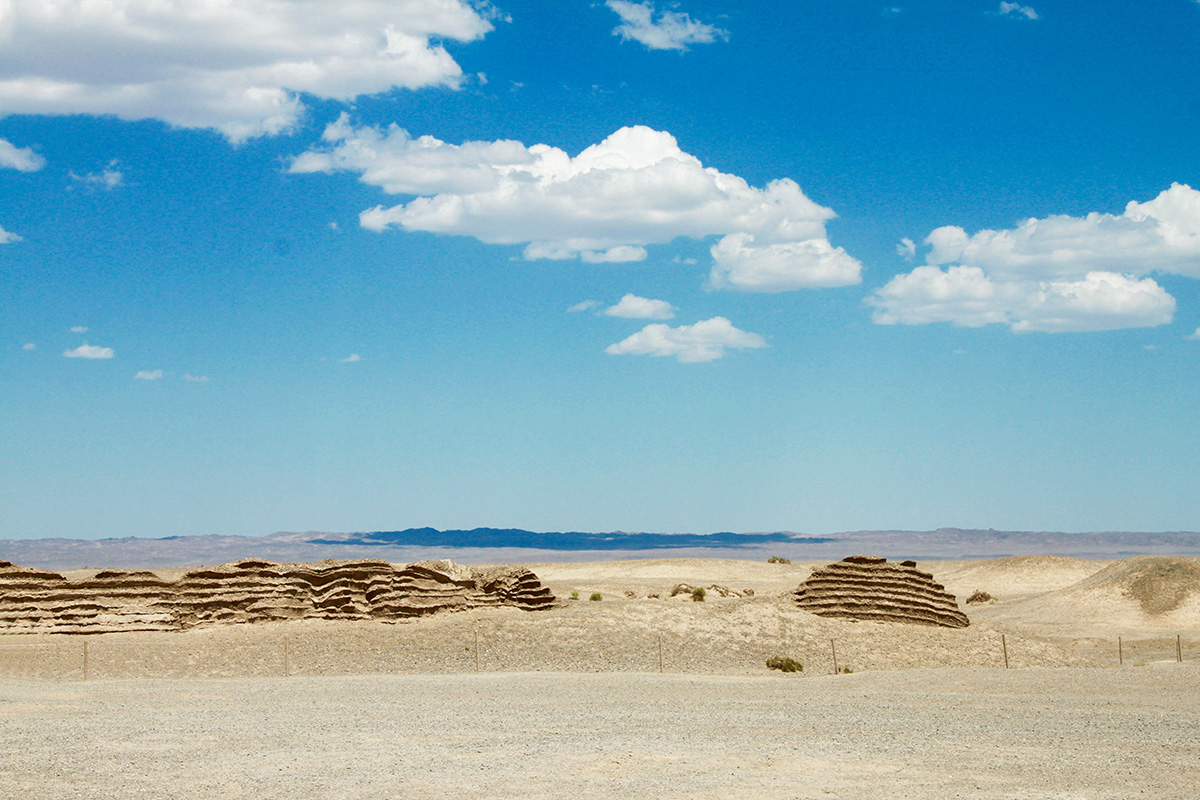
605,316 -> 766,363
0,225 -> 21,244
339,353 -> 362,363
134,369 -> 163,380
63,343 -> 114,359
606,1 -> 728,51
0,0 -> 495,142
998,2 -> 1038,19
294,121 -> 861,292
0,138 -> 45,171
870,185 -> 1200,332
603,294 -> 675,319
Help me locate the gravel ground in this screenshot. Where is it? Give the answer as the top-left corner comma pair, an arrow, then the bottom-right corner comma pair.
1,664 -> 1197,800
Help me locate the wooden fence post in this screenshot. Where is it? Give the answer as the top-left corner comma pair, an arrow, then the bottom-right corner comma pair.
82,640 -> 89,682
1001,634 -> 1009,669
657,634 -> 664,673
1178,634 -> 1183,663
1118,636 -> 1122,666
283,636 -> 290,677
830,639 -> 839,675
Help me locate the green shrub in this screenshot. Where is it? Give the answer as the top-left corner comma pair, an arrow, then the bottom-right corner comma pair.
569,591 -> 579,600
589,592 -> 603,601
767,556 -> 792,564
766,656 -> 803,673
691,587 -> 706,602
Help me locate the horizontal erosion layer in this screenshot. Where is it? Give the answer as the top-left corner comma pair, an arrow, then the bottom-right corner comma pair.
0,558 -> 556,634
793,557 -> 969,629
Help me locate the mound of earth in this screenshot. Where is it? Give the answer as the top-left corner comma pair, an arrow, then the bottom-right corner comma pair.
1063,556 -> 1200,617
935,555 -> 1108,600
0,558 -> 555,634
792,555 -> 969,628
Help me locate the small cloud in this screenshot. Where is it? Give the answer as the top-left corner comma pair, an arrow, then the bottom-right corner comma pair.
883,6 -> 902,14
606,317 -> 766,363
897,238 -> 916,260
670,256 -> 698,265
997,2 -> 1038,19
63,342 -> 114,359
328,221 -> 339,231
1189,328 -> 1200,340
953,348 -> 967,355
606,0 -> 729,51
135,369 -> 164,380
70,326 -> 89,334
0,139 -> 46,172
22,342 -> 35,350
69,160 -> 124,190
0,225 -> 22,244
603,294 -> 676,320
477,72 -> 488,86
568,300 -> 601,313
183,374 -> 211,382
339,354 -> 362,363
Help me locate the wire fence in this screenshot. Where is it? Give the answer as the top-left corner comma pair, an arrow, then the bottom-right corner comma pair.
0,629 -> 1191,682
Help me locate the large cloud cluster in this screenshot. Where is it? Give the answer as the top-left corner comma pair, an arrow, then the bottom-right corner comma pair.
293,119 -> 862,291
0,0 -> 494,141
870,184 -> 1200,332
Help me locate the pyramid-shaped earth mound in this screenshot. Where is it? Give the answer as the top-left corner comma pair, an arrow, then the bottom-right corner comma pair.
0,558 -> 556,634
792,555 -> 969,628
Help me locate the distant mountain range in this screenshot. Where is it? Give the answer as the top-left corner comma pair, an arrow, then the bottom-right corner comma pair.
2,527 -> 1199,571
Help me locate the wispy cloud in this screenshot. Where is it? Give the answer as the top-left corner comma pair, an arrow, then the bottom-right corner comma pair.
70,326 -> 88,333
606,317 -> 766,363
339,354 -> 362,363
606,1 -> 728,51
183,374 -> 211,382
134,369 -> 164,380
22,342 -> 35,351
63,343 -> 114,359
568,300 -> 601,313
603,294 -> 676,320
997,2 -> 1038,19
69,161 -> 124,190
1188,328 -> 1200,340
0,138 -> 45,172
896,238 -> 916,260
0,225 -> 21,244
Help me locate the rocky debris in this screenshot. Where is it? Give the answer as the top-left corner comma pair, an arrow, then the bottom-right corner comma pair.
966,589 -> 996,605
0,558 -> 555,634
792,555 -> 969,628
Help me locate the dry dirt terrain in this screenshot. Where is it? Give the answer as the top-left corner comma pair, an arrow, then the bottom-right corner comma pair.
1,555 -> 1198,799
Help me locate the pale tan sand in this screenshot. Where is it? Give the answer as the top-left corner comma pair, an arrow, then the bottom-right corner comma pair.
2,666 -> 1198,800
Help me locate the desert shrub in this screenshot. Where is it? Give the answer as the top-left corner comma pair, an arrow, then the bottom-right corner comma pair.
569,591 -> 579,600
691,587 -> 706,602
767,556 -> 792,564
589,592 -> 603,601
966,589 -> 995,605
766,656 -> 803,673
839,666 -> 854,674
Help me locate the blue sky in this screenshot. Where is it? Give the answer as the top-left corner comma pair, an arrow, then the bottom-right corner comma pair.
2,0 -> 1199,540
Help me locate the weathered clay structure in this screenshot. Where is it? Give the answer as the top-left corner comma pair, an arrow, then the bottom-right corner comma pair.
0,558 -> 556,634
792,555 -> 969,628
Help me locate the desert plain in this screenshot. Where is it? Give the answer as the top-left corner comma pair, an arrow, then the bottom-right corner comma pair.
1,554 -> 1198,799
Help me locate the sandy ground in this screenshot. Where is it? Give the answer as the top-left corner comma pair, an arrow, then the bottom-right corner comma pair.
2,555 -> 1199,798
2,666 -> 1198,800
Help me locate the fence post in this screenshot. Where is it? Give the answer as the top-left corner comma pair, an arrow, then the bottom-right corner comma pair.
283,636 -> 290,678
657,634 -> 664,673
1118,636 -> 1122,666
1178,634 -> 1183,663
1001,634 -> 1009,669
474,630 -> 480,673
830,639 -> 839,675
82,640 -> 89,682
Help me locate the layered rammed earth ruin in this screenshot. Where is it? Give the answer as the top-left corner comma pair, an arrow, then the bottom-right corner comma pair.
0,558 -> 556,634
792,555 -> 969,628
